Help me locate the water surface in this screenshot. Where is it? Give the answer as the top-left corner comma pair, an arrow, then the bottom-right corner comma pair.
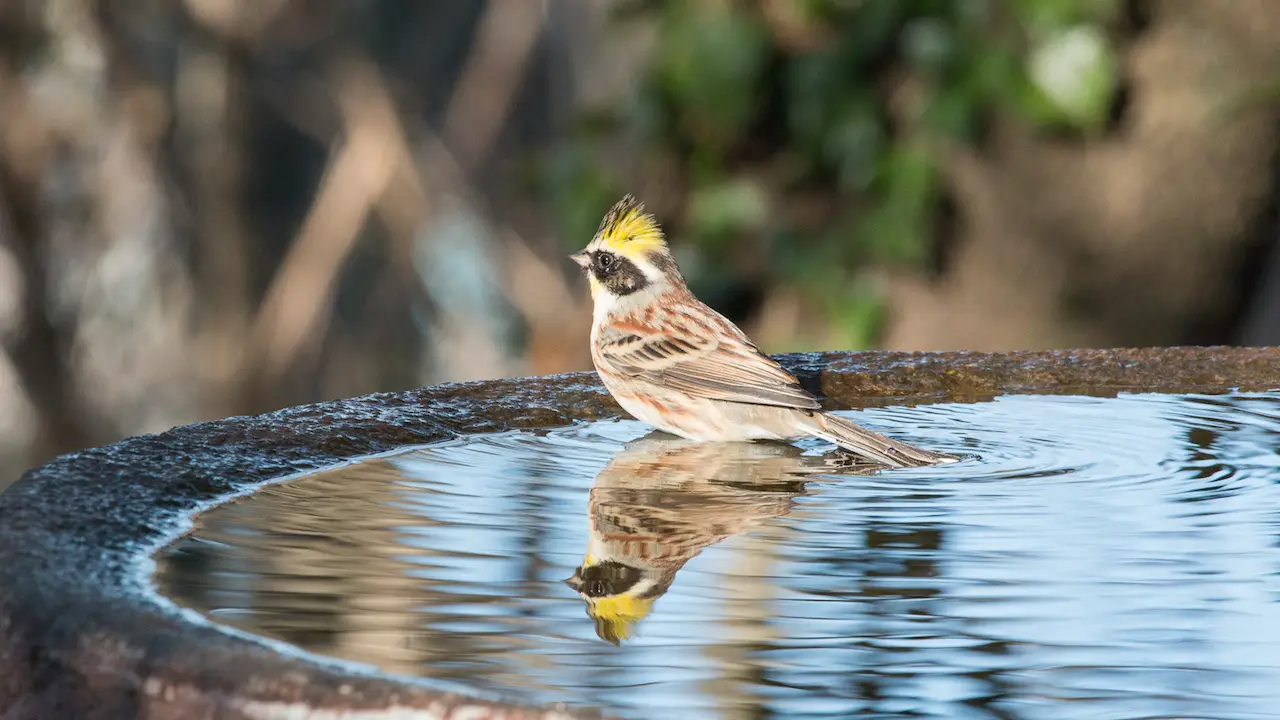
155,392 -> 1280,719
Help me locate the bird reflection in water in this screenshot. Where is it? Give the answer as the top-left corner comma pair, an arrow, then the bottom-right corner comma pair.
564,435 -> 877,644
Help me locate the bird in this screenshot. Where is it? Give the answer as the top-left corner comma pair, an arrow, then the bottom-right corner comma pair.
570,194 -> 958,468
565,435 -> 868,644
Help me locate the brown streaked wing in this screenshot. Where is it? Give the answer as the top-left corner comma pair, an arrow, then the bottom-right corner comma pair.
597,305 -> 821,410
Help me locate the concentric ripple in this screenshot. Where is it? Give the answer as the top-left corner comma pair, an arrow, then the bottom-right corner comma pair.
155,391 -> 1280,720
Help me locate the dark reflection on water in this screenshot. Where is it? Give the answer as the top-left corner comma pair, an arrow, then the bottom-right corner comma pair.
155,392 -> 1280,719
565,439 -> 872,646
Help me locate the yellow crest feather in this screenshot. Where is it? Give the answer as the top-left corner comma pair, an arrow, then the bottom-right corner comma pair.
596,195 -> 666,256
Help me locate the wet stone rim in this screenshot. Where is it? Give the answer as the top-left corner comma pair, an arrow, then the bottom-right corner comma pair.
0,347 -> 1276,719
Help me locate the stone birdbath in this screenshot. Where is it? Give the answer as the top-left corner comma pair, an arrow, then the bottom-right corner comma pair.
0,348 -> 1276,719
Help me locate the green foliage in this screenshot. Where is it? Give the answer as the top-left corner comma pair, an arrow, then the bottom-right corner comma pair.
654,2 -> 769,155
689,177 -> 769,247
544,0 -> 1121,349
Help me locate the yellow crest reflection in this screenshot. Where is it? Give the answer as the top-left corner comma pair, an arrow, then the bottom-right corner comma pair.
564,435 -> 876,644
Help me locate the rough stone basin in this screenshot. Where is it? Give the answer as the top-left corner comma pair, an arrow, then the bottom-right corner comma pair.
0,348 -> 1276,719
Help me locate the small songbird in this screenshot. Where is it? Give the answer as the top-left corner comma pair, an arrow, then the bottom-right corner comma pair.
571,195 -> 957,468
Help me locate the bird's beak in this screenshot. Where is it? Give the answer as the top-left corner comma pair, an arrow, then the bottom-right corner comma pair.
569,251 -> 590,269
563,569 -> 584,592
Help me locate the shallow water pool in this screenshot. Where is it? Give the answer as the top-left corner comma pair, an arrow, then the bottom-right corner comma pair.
155,391 -> 1280,719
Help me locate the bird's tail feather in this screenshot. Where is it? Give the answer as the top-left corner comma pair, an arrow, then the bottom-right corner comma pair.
804,412 -> 958,468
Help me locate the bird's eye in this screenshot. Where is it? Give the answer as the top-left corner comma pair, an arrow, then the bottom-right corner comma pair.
596,252 -> 614,268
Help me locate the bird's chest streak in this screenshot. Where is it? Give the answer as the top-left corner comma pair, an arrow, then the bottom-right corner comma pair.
589,354 -> 765,441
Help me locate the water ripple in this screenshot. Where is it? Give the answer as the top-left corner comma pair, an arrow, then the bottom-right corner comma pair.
155,391 -> 1280,720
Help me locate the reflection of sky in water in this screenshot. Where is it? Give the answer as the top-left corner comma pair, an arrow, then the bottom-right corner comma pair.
157,392 -> 1280,720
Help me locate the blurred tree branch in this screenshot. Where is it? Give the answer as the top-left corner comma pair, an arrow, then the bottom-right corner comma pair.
249,61 -> 407,384
442,0 -> 547,172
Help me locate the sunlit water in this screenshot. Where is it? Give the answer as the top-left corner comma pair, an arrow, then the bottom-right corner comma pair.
155,392 -> 1280,719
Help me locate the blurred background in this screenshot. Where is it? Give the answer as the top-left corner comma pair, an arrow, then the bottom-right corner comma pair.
1,0 -> 1278,487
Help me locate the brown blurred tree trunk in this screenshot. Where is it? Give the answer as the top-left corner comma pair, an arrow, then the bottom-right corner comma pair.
1,191 -> 94,462
0,4 -> 95,461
